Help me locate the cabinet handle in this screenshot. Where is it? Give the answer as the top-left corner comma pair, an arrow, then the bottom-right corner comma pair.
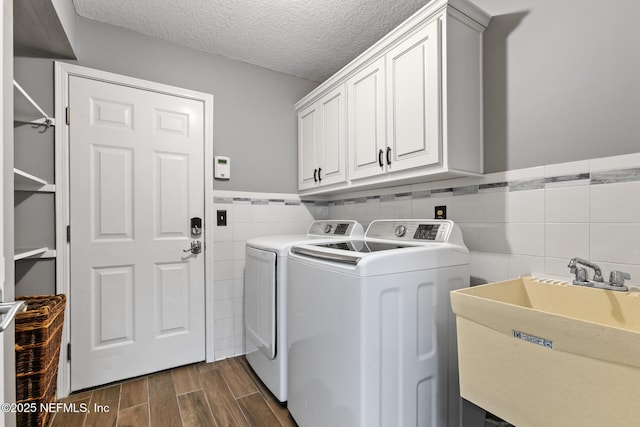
318,167 -> 322,182
378,149 -> 384,167
386,147 -> 391,166
313,168 -> 318,183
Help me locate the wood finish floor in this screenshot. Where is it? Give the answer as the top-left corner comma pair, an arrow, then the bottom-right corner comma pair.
50,356 -> 297,427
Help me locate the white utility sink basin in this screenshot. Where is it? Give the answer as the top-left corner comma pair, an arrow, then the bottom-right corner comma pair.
451,275 -> 640,427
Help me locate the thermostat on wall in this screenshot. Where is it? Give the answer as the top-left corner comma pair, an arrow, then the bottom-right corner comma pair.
214,156 -> 231,180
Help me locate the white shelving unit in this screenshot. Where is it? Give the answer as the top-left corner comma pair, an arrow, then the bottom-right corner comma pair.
14,167 -> 55,192
13,79 -> 57,265
14,115 -> 56,127
14,80 -> 55,130
14,248 -> 56,261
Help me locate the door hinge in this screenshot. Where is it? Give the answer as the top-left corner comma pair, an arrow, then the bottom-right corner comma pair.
66,225 -> 71,243
65,107 -> 70,125
67,342 -> 71,361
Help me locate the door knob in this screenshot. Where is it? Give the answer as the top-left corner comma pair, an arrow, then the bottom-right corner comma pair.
184,240 -> 202,254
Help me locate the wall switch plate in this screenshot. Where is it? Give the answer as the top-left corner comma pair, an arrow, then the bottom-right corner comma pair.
435,205 -> 447,219
217,210 -> 227,226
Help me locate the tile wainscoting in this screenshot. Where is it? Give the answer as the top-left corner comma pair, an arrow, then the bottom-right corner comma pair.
326,152 -> 640,287
211,191 -> 328,360
211,152 -> 640,360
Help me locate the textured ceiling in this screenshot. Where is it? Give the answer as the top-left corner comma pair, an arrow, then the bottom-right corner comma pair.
72,0 -> 436,82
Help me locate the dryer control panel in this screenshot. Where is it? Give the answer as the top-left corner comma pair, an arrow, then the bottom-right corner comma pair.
366,220 -> 453,242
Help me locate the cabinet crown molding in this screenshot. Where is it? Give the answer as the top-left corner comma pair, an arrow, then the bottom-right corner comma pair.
295,0 -> 490,110
297,0 -> 490,195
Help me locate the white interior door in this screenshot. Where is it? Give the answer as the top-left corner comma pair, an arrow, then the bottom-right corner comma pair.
69,75 -> 206,391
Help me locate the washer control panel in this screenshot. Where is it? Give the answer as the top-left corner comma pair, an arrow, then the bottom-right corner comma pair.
366,220 -> 453,242
307,220 -> 364,237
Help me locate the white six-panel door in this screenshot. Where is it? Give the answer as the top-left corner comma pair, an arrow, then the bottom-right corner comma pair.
68,76 -> 206,391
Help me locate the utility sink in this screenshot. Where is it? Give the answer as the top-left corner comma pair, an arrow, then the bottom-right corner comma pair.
451,276 -> 640,427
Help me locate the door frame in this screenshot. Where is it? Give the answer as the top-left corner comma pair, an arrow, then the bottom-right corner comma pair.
54,62 -> 215,398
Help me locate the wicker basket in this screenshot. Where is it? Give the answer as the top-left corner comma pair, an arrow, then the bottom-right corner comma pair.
15,294 -> 66,427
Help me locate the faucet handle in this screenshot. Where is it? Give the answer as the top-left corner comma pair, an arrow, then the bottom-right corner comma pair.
575,267 -> 588,282
568,258 -> 578,275
609,271 -> 631,287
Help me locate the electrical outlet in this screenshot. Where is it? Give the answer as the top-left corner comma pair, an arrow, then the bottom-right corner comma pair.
217,210 -> 227,226
435,205 -> 447,219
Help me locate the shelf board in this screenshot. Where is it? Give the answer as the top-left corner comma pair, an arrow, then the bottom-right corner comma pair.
14,168 -> 55,192
13,80 -> 55,125
14,168 -> 46,185
14,0 -> 77,59
14,115 -> 56,127
14,247 -> 56,261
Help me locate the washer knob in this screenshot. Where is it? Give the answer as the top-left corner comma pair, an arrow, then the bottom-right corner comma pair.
324,224 -> 333,234
395,225 -> 407,237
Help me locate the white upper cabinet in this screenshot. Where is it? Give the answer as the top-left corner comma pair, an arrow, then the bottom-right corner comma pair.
296,0 -> 491,195
298,85 -> 346,190
319,86 -> 346,186
347,57 -> 386,181
298,103 -> 318,189
386,20 -> 440,173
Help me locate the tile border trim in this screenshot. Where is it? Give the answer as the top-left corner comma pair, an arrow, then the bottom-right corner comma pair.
212,165 -> 640,207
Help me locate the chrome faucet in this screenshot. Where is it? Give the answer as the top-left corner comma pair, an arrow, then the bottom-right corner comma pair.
567,257 -> 630,291
568,257 -> 604,283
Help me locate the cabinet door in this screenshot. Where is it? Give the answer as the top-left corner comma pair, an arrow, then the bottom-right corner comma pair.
317,85 -> 346,186
386,20 -> 440,172
347,57 -> 386,180
298,103 -> 318,190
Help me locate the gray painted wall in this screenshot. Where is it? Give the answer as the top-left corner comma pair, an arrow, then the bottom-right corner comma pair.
75,16 -> 317,193
480,0 -> 640,173
13,1 -> 640,295
13,15 -> 318,295
15,16 -> 318,194
17,1 -> 640,195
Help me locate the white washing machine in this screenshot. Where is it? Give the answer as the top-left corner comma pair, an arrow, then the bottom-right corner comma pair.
244,220 -> 364,403
287,220 -> 472,427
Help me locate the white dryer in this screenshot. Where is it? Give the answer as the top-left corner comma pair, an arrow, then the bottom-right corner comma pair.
287,220 -> 471,427
244,220 -> 364,403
